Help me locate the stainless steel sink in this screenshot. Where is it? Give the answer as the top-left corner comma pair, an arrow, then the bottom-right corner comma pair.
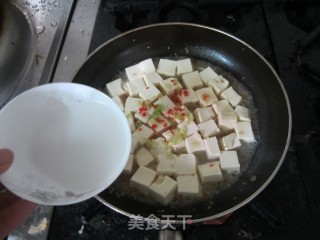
0,1 -> 35,107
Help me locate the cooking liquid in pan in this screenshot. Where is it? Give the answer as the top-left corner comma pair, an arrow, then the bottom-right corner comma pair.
105,56 -> 260,206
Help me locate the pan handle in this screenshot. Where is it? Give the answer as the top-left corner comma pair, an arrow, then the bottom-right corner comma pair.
158,230 -> 183,240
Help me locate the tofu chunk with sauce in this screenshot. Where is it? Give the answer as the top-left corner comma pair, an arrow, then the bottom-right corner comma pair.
154,96 -> 176,118
176,154 -> 196,175
132,124 -> 154,143
135,147 -> 155,167
148,116 -> 170,133
220,87 -> 242,107
139,83 -> 162,103
194,107 -> 216,123
197,119 -> 221,138
150,175 -> 177,205
177,175 -> 200,197
197,161 -> 223,183
196,87 -> 218,107
126,81 -> 142,97
208,76 -> 229,95
235,122 -> 255,142
156,153 -> 177,176
124,97 -> 144,113
123,154 -> 134,174
235,105 -> 251,122
220,151 -> 240,176
139,58 -> 156,74
177,59 -> 193,75
204,137 -> 221,160
185,132 -> 206,154
222,133 -> 241,150
135,106 -> 154,124
106,78 -> 127,97
143,72 -> 163,87
182,71 -> 204,89
159,77 -> 182,95
130,166 -> 157,195
157,59 -> 177,76
178,89 -> 199,105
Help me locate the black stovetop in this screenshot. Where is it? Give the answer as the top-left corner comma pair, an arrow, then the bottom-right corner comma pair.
49,1 -> 320,239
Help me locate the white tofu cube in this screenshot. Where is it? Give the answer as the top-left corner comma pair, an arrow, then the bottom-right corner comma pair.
235,105 -> 251,122
197,119 -> 221,138
147,116 -> 170,133
176,59 -> 193,75
157,59 -> 177,76
199,67 -> 220,84
125,112 -> 136,132
143,72 -> 163,87
178,121 -> 199,137
131,138 -> 139,154
207,76 -> 229,95
182,71 -> 203,89
130,166 -> 156,195
204,137 -> 221,160
132,124 -> 154,143
124,97 -> 144,112
212,100 -> 237,131
196,87 -> 218,107
123,154 -> 134,174
219,151 -> 240,175
146,138 -> 170,158
126,81 -> 139,97
178,89 -> 199,105
235,122 -> 255,142
197,161 -> 223,183
172,141 -> 186,154
220,87 -> 242,107
125,64 -> 144,83
176,154 -> 196,175
139,83 -> 162,103
222,133 -> 241,150
185,132 -> 206,154
150,175 -> 177,205
154,96 -> 176,118
139,58 -> 156,74
112,96 -> 124,111
176,175 -> 200,197
135,147 -> 155,167
162,129 -> 186,153
106,78 -> 127,97
194,107 -> 216,123
159,77 -> 182,95
156,153 -> 177,176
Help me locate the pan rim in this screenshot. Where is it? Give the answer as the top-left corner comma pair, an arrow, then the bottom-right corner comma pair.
89,22 -> 292,224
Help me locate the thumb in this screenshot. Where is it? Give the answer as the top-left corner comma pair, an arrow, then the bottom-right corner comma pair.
0,149 -> 14,174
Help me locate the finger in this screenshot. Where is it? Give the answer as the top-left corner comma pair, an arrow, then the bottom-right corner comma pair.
0,199 -> 36,239
0,149 -> 14,174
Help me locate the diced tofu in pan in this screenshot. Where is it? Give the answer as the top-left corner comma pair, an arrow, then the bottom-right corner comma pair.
130,166 -> 156,195
150,175 -> 177,205
197,161 -> 223,183
157,59 -> 177,76
182,71 -> 203,89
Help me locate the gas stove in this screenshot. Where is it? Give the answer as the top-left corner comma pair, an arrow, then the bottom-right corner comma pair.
7,0 -> 320,239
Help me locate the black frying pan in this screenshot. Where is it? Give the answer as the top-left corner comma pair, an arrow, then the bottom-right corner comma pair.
72,23 -> 291,223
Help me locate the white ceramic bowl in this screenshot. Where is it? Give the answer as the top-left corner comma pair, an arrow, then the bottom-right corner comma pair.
0,83 -> 131,205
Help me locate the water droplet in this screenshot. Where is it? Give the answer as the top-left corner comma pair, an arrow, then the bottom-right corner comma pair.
49,0 -> 57,5
64,56 -> 68,61
54,1 -> 59,7
51,21 -> 57,27
32,4 -> 37,8
36,25 -> 45,35
48,7 -> 53,12
41,0 -> 46,3
35,9 -> 39,13
80,29 -> 84,36
82,3 -> 86,6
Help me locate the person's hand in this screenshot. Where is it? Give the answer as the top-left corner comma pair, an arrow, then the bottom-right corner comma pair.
0,149 -> 36,240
